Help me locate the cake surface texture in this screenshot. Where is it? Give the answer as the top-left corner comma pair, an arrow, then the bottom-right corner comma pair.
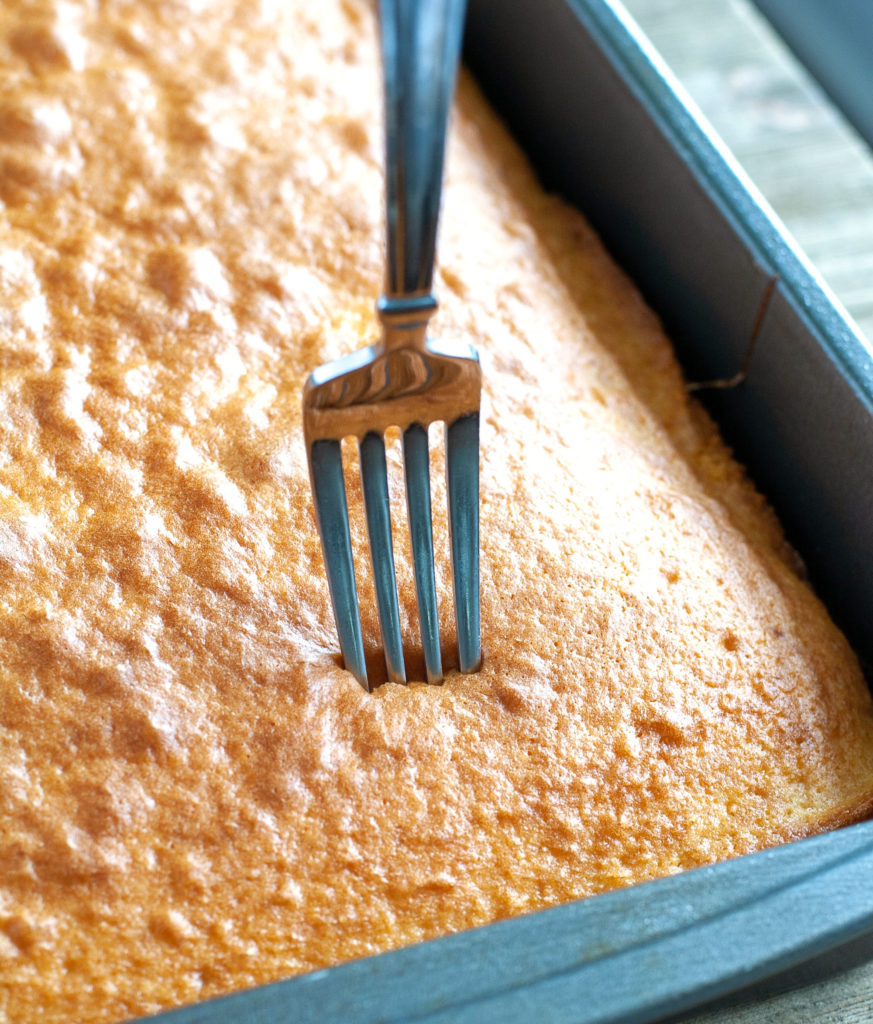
2,0 -> 873,1021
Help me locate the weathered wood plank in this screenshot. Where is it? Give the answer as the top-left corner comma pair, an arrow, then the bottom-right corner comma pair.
687,957 -> 873,1023
622,0 -> 873,346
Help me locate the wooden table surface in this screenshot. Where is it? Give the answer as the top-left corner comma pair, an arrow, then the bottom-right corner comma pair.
616,0 -> 873,1020
622,0 -> 873,347
687,961 -> 873,1024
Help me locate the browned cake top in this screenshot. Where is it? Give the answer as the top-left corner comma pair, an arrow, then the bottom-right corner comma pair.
2,1 -> 873,1021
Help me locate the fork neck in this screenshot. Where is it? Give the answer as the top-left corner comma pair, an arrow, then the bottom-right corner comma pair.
377,292 -> 437,352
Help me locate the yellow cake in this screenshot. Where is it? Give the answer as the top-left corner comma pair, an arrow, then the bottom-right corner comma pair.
2,0 -> 873,1021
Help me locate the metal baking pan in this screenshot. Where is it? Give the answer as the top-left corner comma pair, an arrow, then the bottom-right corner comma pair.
149,0 -> 873,1020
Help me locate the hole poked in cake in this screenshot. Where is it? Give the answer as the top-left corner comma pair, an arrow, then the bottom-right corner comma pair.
332,640 -> 461,689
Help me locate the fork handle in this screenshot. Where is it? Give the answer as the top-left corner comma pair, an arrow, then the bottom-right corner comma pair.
378,0 -> 466,322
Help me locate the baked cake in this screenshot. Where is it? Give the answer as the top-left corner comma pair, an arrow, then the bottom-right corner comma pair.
2,0 -> 873,1021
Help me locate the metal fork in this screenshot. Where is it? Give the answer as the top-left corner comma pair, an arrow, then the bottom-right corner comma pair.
302,0 -> 481,691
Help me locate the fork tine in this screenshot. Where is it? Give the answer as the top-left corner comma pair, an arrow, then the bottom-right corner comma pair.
402,422 -> 443,684
446,412 -> 481,674
359,431 -> 407,684
309,438 -> 369,690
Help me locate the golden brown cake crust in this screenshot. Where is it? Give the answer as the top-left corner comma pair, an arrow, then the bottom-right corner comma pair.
2,1 -> 873,1021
